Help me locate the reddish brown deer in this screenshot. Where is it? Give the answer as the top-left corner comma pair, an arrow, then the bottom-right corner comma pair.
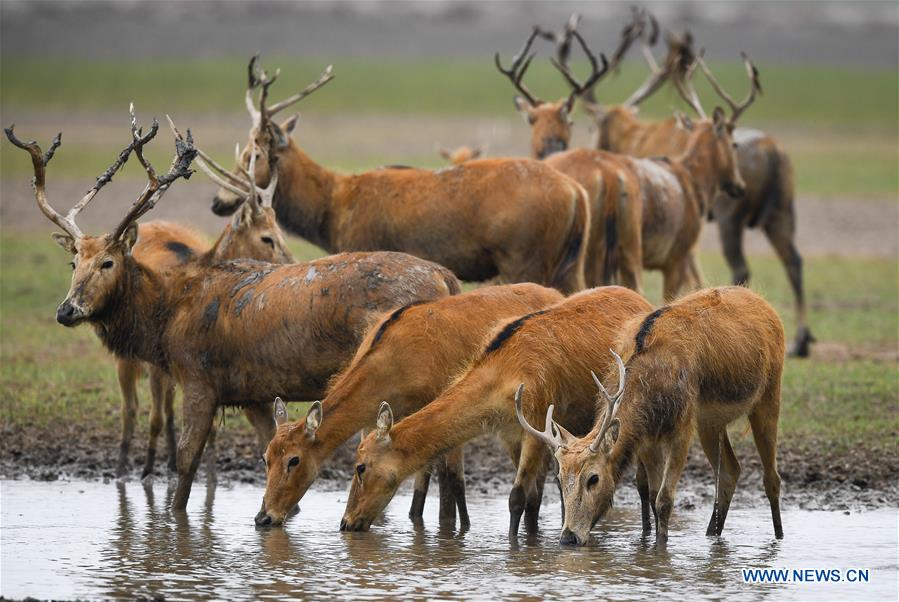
207,57 -> 589,294
6,113 -> 461,510
115,141 -> 296,479
255,283 -> 563,527
519,286 -> 784,546
436,144 -> 484,165
581,16 -> 813,356
338,286 -> 652,535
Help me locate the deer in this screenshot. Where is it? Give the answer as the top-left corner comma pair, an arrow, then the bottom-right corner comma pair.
519,286 -> 785,546
6,111 -> 462,510
497,28 -> 749,301
113,139 -> 296,480
338,286 -> 653,536
206,57 -> 590,294
255,282 -> 563,527
436,144 -> 484,165
574,13 -> 813,357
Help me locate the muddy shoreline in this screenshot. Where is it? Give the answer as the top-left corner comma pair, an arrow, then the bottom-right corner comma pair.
3,420 -> 897,513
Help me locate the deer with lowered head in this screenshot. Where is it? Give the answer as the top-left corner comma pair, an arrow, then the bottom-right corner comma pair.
207,57 -> 590,294
339,286 -> 652,536
7,111 -> 461,510
256,282 -> 563,527
519,286 -> 785,546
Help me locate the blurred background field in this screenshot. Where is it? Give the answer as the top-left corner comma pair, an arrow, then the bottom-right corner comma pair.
0,1 -> 896,484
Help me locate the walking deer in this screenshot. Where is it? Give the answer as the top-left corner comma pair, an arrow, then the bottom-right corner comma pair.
339,286 -> 652,535
580,15 -> 813,356
7,111 -> 461,510
208,57 -> 589,294
519,286 -> 785,546
256,283 -> 563,527
114,140 -> 295,479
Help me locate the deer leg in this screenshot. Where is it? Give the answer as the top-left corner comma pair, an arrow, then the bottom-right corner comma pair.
716,209 -> 750,286
654,429 -> 693,545
686,251 -> 705,291
409,466 -> 431,520
142,366 -> 169,479
640,449 -> 664,534
698,424 -> 741,537
243,403 -> 277,456
636,462 -> 652,536
115,358 -> 141,478
511,436 -> 549,536
444,445 -> 469,527
763,215 -> 813,358
436,455 -> 458,525
749,381 -> 784,539
204,417 -> 218,480
172,388 -> 217,511
164,381 -> 177,473
662,260 -> 689,302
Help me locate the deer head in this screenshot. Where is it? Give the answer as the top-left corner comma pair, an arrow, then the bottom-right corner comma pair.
209,56 -> 334,216
5,107 -> 196,326
339,401 -> 403,532
436,144 -> 484,165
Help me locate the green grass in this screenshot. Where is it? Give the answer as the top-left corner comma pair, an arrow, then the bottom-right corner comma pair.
1,234 -> 896,452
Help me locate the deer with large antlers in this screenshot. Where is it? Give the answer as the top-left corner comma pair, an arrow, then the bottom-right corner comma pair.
6,110 -> 462,509
110,138 -> 296,480
580,14 -> 812,357
256,283 -> 563,527
339,286 -> 652,535
498,26 -> 747,299
519,286 -> 785,546
207,57 -> 590,294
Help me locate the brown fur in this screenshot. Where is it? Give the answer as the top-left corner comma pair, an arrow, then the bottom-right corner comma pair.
212,119 -> 590,294
338,286 -> 653,535
553,286 -> 785,545
438,145 -> 484,165
258,283 -> 563,526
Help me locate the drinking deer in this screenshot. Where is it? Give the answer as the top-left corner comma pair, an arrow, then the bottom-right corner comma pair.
7,112 -> 461,510
519,286 -> 785,546
255,283 -> 563,527
207,57 -> 589,294
580,14 -> 812,356
115,142 -> 295,479
339,286 -> 652,535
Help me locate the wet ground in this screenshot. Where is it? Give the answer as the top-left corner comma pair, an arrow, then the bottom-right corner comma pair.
1,479 -> 897,600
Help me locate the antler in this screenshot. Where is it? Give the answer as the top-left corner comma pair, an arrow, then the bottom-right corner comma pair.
245,55 -> 335,131
236,141 -> 279,212
587,350 -> 627,453
514,383 -> 565,452
535,13 -> 581,68
697,52 -> 762,124
671,47 -> 708,119
110,110 -> 197,241
494,28 -> 543,106
623,12 -> 670,107
550,29 -> 610,110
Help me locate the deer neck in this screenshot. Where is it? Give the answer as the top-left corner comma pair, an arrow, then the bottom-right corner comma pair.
91,257 -> 170,366
272,142 -> 340,253
675,130 -> 719,213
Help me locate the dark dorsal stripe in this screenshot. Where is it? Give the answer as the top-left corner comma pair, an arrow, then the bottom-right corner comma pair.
370,301 -> 428,348
634,307 -> 669,355
165,241 -> 195,263
483,309 -> 549,355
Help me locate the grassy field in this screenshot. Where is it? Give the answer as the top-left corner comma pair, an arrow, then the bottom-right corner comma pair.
1,234 -> 895,455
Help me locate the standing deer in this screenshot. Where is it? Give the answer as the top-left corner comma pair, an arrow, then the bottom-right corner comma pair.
578,14 -> 813,356
115,140 -> 295,479
338,286 -> 652,535
255,283 -> 563,527
497,29 -> 748,300
207,57 -> 589,294
518,286 -> 785,545
436,144 -> 484,165
7,112 -> 461,510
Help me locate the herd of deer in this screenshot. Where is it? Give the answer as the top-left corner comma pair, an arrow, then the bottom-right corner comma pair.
8,10 -> 800,546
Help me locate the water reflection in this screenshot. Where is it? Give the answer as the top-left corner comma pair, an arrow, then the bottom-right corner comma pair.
1,479 -> 896,601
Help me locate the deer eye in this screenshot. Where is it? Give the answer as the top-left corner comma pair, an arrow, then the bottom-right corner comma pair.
287,456 -> 299,469
261,236 -> 275,249
100,260 -> 114,270
356,463 -> 366,476
587,474 -> 600,488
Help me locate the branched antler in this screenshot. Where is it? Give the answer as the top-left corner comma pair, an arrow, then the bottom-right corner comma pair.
588,350 -> 627,453
550,29 -> 610,111
697,52 -> 762,124
514,383 -> 566,452
494,28 -> 543,106
245,55 -> 334,131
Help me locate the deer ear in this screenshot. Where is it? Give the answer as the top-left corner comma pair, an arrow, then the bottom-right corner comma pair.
471,146 -> 483,159
674,111 -> 694,132
514,96 -> 537,124
305,400 -> 322,439
274,397 -> 288,426
121,223 -> 139,253
607,419 -> 620,445
51,232 -> 76,254
375,401 -> 394,441
232,202 -> 253,229
280,114 -> 299,136
270,122 -> 291,149
712,106 -> 728,136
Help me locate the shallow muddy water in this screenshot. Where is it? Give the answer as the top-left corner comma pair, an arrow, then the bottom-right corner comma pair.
2,479 -> 897,600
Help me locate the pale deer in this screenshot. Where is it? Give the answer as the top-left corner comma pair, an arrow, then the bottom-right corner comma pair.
115,142 -> 295,479
207,57 -> 589,294
255,283 -> 563,527
519,286 -> 785,546
338,286 -> 652,535
581,15 -> 813,356
7,112 -> 461,510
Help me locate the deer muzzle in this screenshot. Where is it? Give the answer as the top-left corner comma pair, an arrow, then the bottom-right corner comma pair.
56,299 -> 86,326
